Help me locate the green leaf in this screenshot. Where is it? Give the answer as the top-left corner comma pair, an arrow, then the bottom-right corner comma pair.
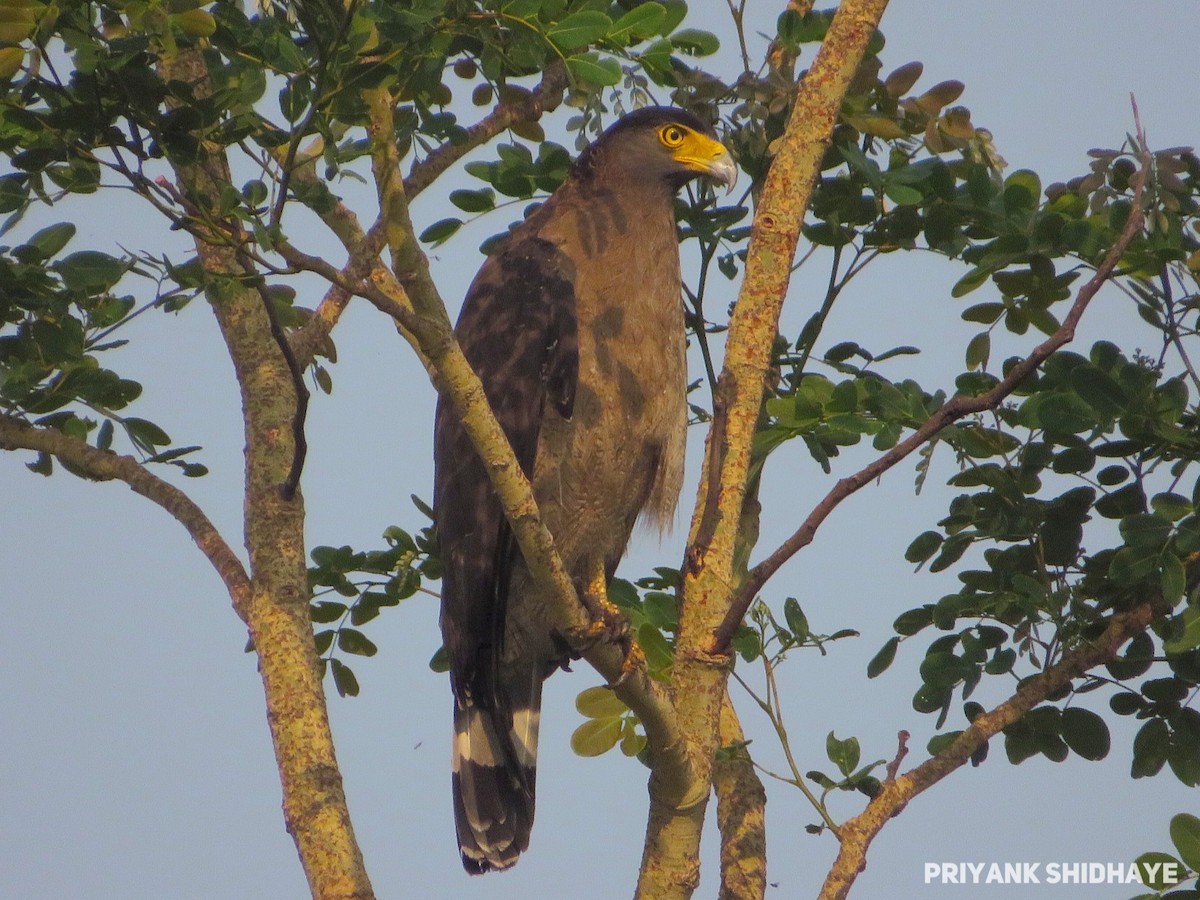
570,716 -> 622,756
1153,492 -> 1193,521
1134,852 -> 1186,891
1095,483 -> 1146,518
565,52 -> 623,85
1070,365 -> 1128,417
660,0 -> 687,32
826,731 -> 861,777
310,601 -> 347,623
313,629 -> 335,655
783,597 -> 809,640
965,332 -> 990,370
733,626 -> 761,662
28,222 -> 76,258
919,651 -> 975,689
806,769 -> 837,790
883,182 -> 923,206
927,731 -> 961,755
1002,169 -> 1041,214
643,592 -> 678,630
608,2 -> 666,41
575,685 -> 627,719
330,658 -> 359,697
449,188 -> 495,213
894,606 -> 933,636
1097,464 -> 1129,486
1132,718 -> 1170,778
337,628 -> 378,657
951,265 -> 994,298
124,417 -> 171,449
873,345 -> 920,362
56,250 -> 125,292
620,727 -> 647,757
1060,707 -> 1110,761
1161,555 -> 1187,605
1165,609 -> 1200,654
547,10 -> 612,50
962,302 -> 1005,324
867,637 -> 900,678
428,645 -> 450,673
670,28 -> 719,56
1170,813 -> 1200,873
418,217 -> 463,245
638,621 -> 674,672
905,531 -> 943,564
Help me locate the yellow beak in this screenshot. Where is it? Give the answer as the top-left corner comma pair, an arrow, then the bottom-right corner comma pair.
674,132 -> 739,193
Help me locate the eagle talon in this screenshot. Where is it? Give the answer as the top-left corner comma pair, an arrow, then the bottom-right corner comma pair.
608,637 -> 644,689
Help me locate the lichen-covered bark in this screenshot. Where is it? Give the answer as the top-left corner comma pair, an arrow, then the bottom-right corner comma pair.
160,49 -> 373,900
635,3 -> 890,898
714,693 -> 767,900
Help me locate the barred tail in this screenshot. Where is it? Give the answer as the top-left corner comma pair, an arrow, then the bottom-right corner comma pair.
452,671 -> 542,874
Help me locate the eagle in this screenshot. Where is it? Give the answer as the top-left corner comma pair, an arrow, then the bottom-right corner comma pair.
432,106 -> 737,874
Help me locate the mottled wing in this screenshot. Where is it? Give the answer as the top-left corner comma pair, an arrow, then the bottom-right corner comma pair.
433,235 -> 578,703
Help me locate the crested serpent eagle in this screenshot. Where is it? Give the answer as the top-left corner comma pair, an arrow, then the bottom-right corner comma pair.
433,106 -> 737,873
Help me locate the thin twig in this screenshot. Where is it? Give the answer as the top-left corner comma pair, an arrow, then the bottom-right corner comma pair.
402,61 -> 570,200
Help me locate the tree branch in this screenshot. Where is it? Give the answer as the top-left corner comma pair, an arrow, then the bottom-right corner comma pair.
713,105 -> 1152,652
283,159 -> 388,369
636,4 -> 892,898
161,48 -> 375,900
818,601 -> 1160,900
285,62 -> 567,366
402,61 -> 569,200
0,414 -> 251,616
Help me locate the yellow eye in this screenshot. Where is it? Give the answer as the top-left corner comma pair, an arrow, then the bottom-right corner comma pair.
659,125 -> 686,148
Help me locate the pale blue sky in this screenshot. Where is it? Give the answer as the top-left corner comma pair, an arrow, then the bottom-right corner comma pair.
3,3 -> 1199,898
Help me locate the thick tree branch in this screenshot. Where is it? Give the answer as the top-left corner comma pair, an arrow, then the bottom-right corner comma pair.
0,414 -> 251,615
818,601 -> 1160,900
636,4 -> 891,899
161,48 -> 374,900
402,61 -> 569,200
714,119 -> 1151,651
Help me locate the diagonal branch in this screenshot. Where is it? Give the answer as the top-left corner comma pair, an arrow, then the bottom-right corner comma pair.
360,86 -> 702,804
818,600 -> 1160,900
0,414 -> 251,616
402,61 -> 569,200
712,107 -> 1152,652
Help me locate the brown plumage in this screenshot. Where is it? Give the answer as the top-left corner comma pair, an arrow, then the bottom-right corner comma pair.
432,106 -> 736,874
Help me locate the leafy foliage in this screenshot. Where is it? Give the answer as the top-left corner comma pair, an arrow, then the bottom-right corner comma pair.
305,502 -> 439,696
